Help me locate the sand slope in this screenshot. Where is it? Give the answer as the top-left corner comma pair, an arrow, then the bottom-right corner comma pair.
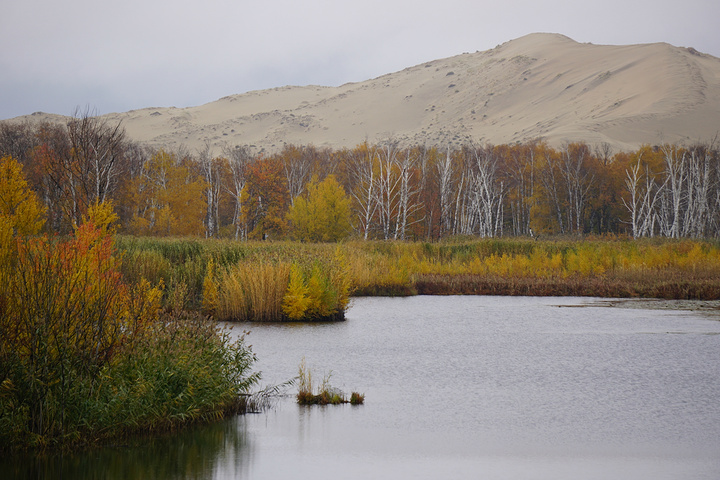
12,33 -> 720,154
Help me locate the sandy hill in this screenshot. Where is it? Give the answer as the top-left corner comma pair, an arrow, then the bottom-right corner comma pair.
11,33 -> 720,154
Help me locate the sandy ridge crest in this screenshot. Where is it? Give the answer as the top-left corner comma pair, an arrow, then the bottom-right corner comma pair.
11,33 -> 720,154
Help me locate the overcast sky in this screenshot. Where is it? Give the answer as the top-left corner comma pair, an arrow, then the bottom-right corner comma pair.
2,0 -> 719,119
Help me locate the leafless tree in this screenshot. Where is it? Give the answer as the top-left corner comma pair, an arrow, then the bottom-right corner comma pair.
375,141 -> 402,239
346,145 -> 379,240
393,148 -> 424,240
437,147 -> 454,236
622,154 -> 664,238
223,144 -> 254,240
538,150 -> 566,234
281,144 -> 313,206
504,144 -> 536,236
559,143 -> 594,235
198,142 -> 224,238
65,107 -> 127,223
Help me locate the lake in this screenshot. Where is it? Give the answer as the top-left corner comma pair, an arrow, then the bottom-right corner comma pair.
6,296 -> 720,479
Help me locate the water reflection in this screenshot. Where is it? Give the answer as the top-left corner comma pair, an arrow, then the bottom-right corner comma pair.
5,296 -> 720,480
3,416 -> 253,480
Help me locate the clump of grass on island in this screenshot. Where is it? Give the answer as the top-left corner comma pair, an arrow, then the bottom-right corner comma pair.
296,358 -> 364,406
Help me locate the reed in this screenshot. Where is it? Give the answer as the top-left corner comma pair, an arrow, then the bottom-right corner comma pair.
345,237 -> 720,299
296,358 -> 364,406
115,236 -> 720,310
0,227 -> 260,451
214,262 -> 291,322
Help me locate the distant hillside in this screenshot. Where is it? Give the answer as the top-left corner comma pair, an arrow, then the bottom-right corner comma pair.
10,33 -> 720,154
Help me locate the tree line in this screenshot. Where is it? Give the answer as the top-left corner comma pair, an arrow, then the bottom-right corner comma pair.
2,112 -> 719,240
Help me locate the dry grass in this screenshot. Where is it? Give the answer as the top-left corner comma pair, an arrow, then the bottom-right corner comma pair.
215,262 -> 291,322
296,358 -> 364,406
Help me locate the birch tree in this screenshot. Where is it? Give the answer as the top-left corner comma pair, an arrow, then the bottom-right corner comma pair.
437,147 -> 454,236
347,144 -> 379,240
375,141 -> 402,239
66,108 -> 127,224
223,145 -> 253,240
467,146 -> 504,237
658,144 -> 687,238
559,143 -> 594,235
198,142 -> 224,238
622,152 -> 665,238
393,148 -> 423,240
280,144 -> 314,206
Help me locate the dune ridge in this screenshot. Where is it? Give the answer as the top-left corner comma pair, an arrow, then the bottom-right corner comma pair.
12,33 -> 720,154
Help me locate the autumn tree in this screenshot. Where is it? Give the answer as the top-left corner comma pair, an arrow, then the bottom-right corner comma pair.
287,175 -> 352,242
496,142 -> 537,236
559,142 -> 595,235
242,156 -> 289,239
532,144 -> 566,234
128,149 -> 206,236
584,147 -> 625,234
0,155 -> 46,235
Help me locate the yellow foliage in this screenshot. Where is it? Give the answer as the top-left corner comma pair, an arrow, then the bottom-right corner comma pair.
79,200 -> 119,235
287,175 -> 352,242
0,221 -> 162,387
202,258 -> 219,315
0,155 -> 46,235
305,264 -> 335,318
215,262 -> 291,321
282,264 -> 311,320
128,150 -> 206,236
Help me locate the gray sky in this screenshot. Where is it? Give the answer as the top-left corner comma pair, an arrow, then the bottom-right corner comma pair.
2,0 -> 719,119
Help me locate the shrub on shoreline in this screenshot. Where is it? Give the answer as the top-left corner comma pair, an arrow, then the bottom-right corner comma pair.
0,220 -> 260,452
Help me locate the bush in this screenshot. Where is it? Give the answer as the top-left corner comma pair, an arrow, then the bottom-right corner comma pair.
0,220 -> 260,451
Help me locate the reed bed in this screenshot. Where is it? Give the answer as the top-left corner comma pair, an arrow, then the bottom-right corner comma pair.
115,237 -> 720,315
345,237 -> 720,300
214,262 -> 291,322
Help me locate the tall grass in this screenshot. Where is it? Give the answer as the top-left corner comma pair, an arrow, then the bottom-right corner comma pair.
214,262 -> 291,322
0,227 -> 261,451
296,358 -> 364,406
343,237 -> 720,299
115,236 -> 720,312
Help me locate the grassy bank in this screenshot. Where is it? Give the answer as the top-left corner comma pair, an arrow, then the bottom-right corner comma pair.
116,237 -> 352,321
116,236 -> 720,310
0,224 -> 261,452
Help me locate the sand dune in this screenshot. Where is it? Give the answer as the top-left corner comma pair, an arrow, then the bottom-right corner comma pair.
12,33 -> 720,154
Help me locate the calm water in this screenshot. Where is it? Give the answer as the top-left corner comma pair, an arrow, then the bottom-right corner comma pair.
6,296 -> 720,479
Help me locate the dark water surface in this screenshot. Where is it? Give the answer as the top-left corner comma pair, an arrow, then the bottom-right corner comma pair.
6,296 -> 720,479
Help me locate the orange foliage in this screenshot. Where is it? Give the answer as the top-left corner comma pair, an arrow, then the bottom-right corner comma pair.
242,156 -> 289,239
